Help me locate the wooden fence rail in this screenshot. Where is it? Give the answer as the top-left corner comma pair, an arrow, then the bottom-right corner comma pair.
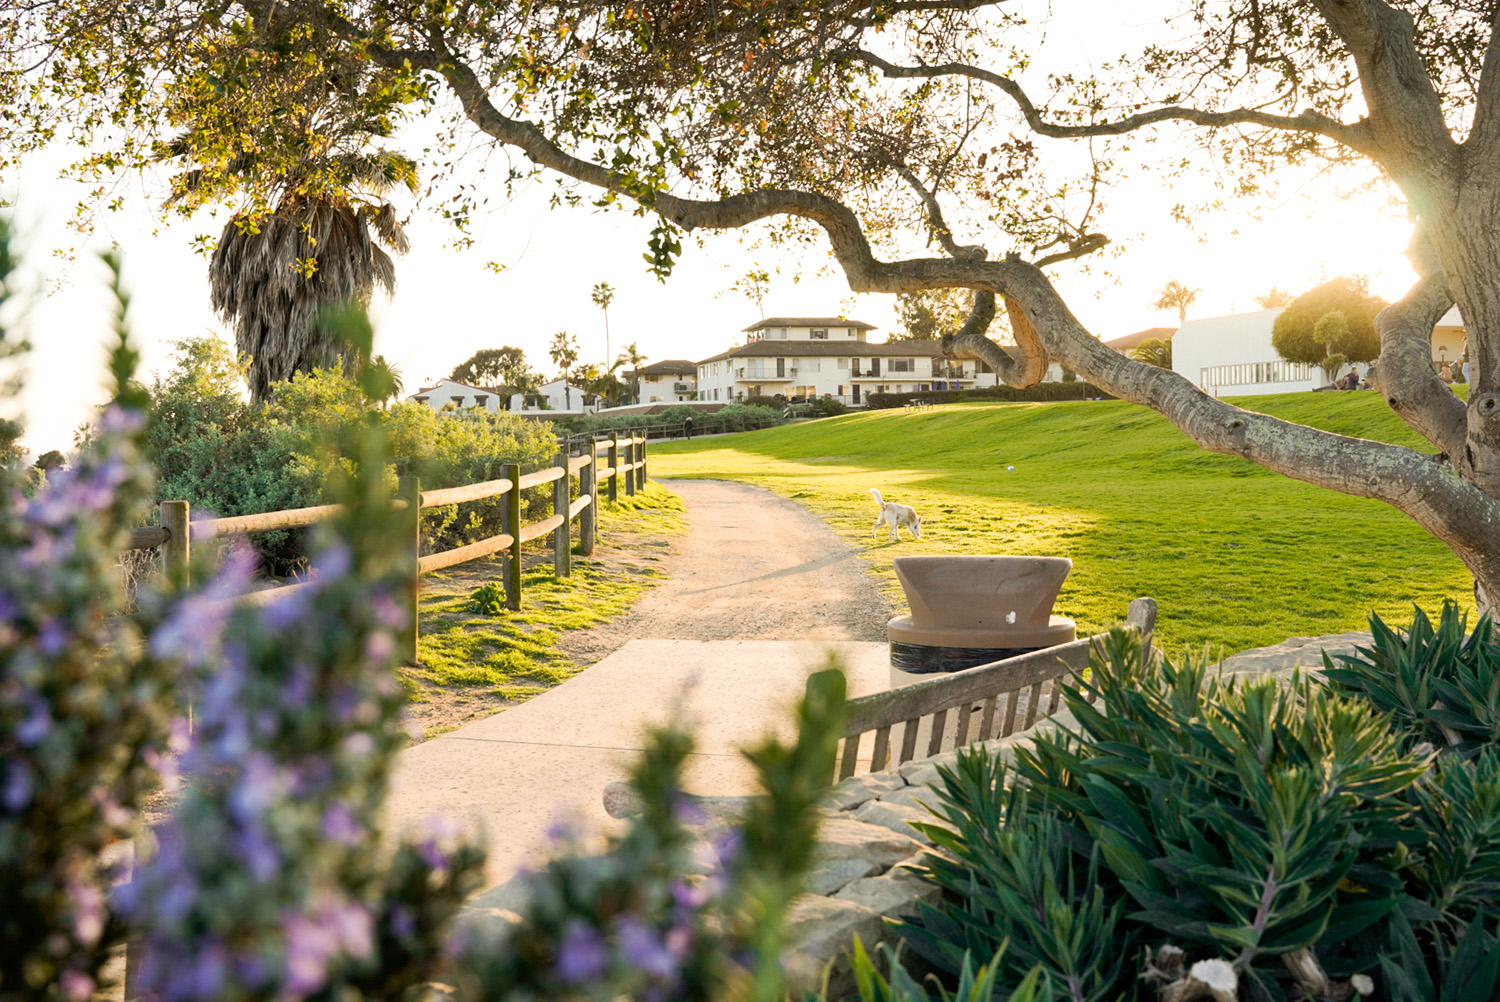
119,434 -> 649,662
823,597 -> 1157,783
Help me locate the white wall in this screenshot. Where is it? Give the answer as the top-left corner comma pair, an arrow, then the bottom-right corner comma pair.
639,373 -> 696,402
1171,308 -> 1330,395
697,351 -> 1000,403
409,378 -> 502,413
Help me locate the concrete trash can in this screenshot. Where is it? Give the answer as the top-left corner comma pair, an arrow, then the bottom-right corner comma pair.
887,555 -> 1076,687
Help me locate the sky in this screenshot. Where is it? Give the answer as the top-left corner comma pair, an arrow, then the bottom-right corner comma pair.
0,5 -> 1425,454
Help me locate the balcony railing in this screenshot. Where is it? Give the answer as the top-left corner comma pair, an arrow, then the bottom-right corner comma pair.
672,382 -> 694,394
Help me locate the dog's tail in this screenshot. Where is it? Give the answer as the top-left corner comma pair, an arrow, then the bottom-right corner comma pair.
869,488 -> 885,508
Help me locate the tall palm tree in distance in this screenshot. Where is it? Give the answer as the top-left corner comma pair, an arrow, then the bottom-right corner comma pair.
616,341 -> 647,404
591,282 -> 616,366
549,330 -> 580,409
1152,279 -> 1201,323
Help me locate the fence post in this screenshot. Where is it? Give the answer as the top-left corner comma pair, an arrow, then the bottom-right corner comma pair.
637,435 -> 647,491
624,436 -> 636,497
607,437 -> 619,504
397,476 -> 420,664
504,462 -> 523,611
160,500 -> 190,588
552,448 -> 572,577
579,441 -> 597,556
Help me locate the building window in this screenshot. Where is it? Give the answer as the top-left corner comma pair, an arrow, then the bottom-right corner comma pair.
890,358 -> 914,373
451,395 -> 466,406
474,395 -> 488,407
415,395 -> 429,404
810,328 -> 828,339
837,357 -> 849,369
1204,360 -> 1314,386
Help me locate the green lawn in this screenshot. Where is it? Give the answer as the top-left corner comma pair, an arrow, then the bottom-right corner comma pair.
648,393 -> 1472,656
402,483 -> 687,736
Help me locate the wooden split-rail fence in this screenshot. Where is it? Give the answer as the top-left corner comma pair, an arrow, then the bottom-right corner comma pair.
823,597 -> 1157,783
118,435 -> 650,662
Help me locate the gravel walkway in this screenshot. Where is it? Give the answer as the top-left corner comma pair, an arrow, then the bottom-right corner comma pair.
557,479 -> 892,662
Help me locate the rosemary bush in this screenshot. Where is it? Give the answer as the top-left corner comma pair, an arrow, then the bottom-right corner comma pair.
892,622 -> 1500,1002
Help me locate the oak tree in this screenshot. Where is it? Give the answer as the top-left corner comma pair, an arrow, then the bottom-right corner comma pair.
12,1 -> 1500,607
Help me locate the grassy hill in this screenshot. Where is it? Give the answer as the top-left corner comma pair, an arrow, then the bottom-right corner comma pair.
647,392 -> 1473,655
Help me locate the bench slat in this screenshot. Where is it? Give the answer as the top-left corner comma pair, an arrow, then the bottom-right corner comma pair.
926,708 -> 948,757
838,735 -> 860,781
979,695 -> 998,743
1001,688 -> 1021,737
898,717 -> 921,763
1023,680 -> 1045,730
870,726 -> 892,772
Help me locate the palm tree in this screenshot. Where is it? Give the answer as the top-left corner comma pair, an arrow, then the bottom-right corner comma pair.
591,282 -> 615,365
159,21 -> 420,402
549,330 -> 580,408
367,354 -> 404,406
616,341 -> 648,404
1152,279 -> 1201,323
209,167 -> 412,400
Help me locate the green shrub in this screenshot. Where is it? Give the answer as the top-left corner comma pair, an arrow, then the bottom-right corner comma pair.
864,383 -> 1113,408
144,343 -> 558,576
897,623 -> 1500,1000
1323,600 -> 1500,757
808,396 -> 848,417
470,580 -> 505,614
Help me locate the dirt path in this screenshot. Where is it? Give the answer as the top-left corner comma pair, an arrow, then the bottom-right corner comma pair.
557,479 -> 891,664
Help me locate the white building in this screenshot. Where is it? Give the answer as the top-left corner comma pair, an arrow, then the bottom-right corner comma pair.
694,317 -> 999,405
632,360 -> 697,403
508,377 -> 593,414
1173,306 -> 1469,395
409,378 -> 503,413
1172,309 -> 1325,395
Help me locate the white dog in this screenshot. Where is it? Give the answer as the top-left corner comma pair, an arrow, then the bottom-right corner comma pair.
869,488 -> 923,542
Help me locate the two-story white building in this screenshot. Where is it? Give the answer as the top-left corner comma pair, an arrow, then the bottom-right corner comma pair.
631,360 -> 698,403
409,378 -> 504,413
509,377 -> 593,414
694,317 -> 1000,405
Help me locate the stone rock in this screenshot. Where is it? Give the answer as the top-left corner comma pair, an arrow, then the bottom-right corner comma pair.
827,770 -> 907,810
813,816 -> 925,869
899,748 -> 958,788
782,894 -> 886,995
879,785 -> 943,813
803,857 -> 882,896
833,871 -> 940,918
852,799 -> 943,845
1219,632 -> 1371,677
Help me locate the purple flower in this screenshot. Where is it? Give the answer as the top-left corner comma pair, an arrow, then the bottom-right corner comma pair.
555,921 -> 608,983
16,699 -> 51,746
370,591 -> 407,630
321,803 -> 363,846
671,878 -> 710,911
363,630 -> 395,665
59,970 -> 94,1001
3,762 -> 33,811
234,822 -> 281,883
617,917 -> 678,980
388,904 -> 416,941
37,618 -> 67,655
312,542 -> 352,583
282,913 -> 339,995
229,753 -> 284,821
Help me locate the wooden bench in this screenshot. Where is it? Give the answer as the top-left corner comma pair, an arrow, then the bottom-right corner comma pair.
824,597 -> 1157,782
